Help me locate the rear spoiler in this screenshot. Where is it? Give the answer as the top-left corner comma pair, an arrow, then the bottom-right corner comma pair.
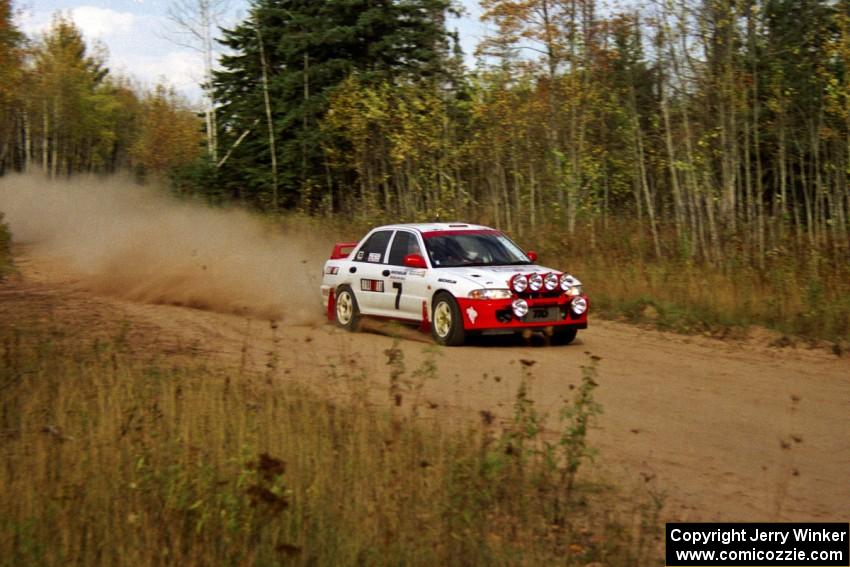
330,242 -> 358,260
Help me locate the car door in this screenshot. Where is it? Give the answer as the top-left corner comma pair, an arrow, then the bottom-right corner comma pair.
384,229 -> 430,320
351,229 -> 394,315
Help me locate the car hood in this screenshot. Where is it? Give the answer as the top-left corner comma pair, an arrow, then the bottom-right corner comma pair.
438,265 -> 580,288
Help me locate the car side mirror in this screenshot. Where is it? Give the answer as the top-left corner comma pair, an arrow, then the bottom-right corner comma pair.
403,254 -> 427,269
526,251 -> 538,262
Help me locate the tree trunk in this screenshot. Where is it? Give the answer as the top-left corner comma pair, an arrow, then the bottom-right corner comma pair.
42,101 -> 49,173
255,13 -> 279,211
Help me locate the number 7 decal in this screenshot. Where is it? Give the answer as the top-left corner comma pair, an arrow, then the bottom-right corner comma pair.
392,282 -> 403,309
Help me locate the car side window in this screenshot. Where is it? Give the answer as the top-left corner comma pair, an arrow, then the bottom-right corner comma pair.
387,231 -> 423,266
354,230 -> 393,263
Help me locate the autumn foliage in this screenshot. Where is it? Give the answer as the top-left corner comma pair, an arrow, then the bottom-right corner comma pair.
131,85 -> 203,179
0,6 -> 202,180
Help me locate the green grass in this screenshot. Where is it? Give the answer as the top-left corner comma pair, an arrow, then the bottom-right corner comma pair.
0,324 -> 662,566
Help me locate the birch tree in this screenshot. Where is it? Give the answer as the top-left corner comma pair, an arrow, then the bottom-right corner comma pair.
165,0 -> 229,162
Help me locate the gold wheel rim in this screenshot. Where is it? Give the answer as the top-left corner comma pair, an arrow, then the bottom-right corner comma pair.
434,301 -> 452,338
337,291 -> 353,324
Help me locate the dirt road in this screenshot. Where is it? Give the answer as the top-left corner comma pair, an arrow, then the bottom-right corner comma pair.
3,247 -> 848,524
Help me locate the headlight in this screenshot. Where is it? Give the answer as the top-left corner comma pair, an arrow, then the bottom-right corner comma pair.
468,289 -> 512,300
544,272 -> 559,291
567,285 -> 583,296
559,273 -> 576,291
512,298 -> 529,318
528,273 -> 543,291
511,274 -> 528,293
571,296 -> 588,315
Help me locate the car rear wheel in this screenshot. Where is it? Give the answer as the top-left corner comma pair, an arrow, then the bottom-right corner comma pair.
335,285 -> 361,332
551,327 -> 578,346
431,292 -> 465,346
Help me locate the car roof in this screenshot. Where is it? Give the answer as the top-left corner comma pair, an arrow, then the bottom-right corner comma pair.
375,222 -> 494,234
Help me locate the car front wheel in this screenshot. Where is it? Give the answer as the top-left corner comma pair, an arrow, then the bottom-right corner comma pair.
334,285 -> 361,332
431,292 -> 465,346
551,327 -> 578,346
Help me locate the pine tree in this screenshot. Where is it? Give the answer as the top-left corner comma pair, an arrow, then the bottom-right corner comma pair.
211,0 -> 451,211
0,0 -> 23,173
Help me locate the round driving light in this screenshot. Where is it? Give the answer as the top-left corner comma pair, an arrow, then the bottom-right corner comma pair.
512,298 -> 529,318
544,272 -> 559,291
511,274 -> 528,293
528,273 -> 543,291
571,296 -> 588,315
559,273 -> 575,291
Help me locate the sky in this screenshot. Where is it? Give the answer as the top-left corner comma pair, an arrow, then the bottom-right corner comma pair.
14,0 -> 490,105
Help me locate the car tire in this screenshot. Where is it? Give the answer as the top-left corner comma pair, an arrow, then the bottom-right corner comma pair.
334,285 -> 361,332
551,327 -> 578,346
431,292 -> 466,346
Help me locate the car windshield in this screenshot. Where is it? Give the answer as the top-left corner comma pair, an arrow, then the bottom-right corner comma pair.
424,231 -> 532,268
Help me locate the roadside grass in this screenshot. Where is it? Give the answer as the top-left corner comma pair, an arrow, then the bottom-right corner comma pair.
0,323 -> 662,566
552,242 -> 850,346
530,219 -> 849,345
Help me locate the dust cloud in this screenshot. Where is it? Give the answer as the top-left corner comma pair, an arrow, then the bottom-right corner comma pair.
0,174 -> 334,324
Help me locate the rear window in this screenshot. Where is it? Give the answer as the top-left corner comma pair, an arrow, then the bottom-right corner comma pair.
354,230 -> 392,263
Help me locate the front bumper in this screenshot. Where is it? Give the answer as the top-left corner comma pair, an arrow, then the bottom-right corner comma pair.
456,295 -> 589,331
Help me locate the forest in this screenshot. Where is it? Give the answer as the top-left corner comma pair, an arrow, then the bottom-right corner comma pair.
0,0 -> 848,342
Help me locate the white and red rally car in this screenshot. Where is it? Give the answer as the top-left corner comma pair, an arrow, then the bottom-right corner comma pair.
320,223 -> 588,346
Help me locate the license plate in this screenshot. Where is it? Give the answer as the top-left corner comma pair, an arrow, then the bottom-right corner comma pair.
530,307 -> 559,322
